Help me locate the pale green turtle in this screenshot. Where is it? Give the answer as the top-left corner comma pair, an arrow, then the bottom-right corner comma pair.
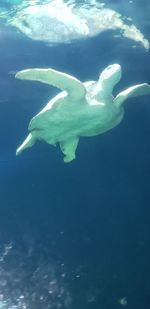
15,64 -> 150,162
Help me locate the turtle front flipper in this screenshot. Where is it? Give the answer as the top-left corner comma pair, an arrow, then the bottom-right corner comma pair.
15,68 -> 86,100
60,137 -> 79,163
16,132 -> 36,155
114,83 -> 150,107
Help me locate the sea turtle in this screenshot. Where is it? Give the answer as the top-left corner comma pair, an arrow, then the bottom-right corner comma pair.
2,0 -> 149,49
15,64 -> 150,162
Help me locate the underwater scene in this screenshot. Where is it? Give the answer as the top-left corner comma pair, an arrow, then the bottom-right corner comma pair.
0,0 -> 150,308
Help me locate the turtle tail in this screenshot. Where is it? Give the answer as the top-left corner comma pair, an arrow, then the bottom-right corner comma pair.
16,132 -> 36,155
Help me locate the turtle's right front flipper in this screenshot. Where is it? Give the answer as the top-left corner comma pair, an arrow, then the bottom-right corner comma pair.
114,83 -> 150,107
16,132 -> 36,155
15,68 -> 86,100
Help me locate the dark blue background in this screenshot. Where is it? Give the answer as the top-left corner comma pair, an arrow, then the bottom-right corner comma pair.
0,1 -> 150,308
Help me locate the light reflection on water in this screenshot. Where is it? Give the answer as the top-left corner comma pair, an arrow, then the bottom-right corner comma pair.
0,242 -> 72,309
0,0 -> 149,49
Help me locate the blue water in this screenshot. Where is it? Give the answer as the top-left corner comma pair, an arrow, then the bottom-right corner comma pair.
0,0 -> 150,308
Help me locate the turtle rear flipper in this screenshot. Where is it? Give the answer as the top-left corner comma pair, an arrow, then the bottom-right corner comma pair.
16,133 -> 36,155
60,137 -> 79,163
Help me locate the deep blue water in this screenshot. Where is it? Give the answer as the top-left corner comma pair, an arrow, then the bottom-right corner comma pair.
0,1 -> 150,308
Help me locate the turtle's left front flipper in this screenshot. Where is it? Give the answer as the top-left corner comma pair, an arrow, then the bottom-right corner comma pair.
114,83 -> 150,107
15,68 -> 86,100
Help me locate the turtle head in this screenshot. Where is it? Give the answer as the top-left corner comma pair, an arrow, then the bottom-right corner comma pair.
99,64 -> 122,92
